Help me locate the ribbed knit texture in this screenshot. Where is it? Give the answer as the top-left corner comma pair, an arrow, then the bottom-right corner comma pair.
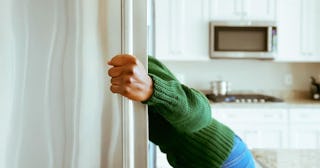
144,56 -> 235,168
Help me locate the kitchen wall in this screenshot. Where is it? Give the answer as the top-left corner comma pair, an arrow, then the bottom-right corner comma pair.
161,60 -> 320,97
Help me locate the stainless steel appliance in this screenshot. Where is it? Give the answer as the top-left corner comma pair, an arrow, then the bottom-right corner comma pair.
206,93 -> 283,103
210,80 -> 231,96
0,0 -> 149,167
210,21 -> 277,60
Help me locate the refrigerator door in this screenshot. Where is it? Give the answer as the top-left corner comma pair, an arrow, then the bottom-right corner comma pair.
105,0 -> 148,167
0,0 -> 148,167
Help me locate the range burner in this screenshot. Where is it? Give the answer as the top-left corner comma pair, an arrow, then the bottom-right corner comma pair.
206,94 -> 284,103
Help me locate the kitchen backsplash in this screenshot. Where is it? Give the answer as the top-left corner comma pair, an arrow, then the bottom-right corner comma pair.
161,60 -> 320,95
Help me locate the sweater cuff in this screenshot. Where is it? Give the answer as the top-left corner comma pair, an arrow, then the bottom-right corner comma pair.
142,74 -> 178,107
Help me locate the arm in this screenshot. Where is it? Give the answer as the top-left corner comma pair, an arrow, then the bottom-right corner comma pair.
145,56 -> 212,133
108,55 -> 212,133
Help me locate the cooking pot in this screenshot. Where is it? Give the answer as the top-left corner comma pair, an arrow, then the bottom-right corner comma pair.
210,80 -> 231,96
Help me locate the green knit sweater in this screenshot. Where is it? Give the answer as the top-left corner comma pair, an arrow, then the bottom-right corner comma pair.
143,56 -> 235,168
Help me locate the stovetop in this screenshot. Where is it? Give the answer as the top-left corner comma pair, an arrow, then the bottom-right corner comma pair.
206,93 -> 284,103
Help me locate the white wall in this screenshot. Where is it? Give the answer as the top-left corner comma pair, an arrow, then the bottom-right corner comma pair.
161,60 -> 320,93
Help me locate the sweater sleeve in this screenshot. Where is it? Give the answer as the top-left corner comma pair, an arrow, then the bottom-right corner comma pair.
142,56 -> 212,133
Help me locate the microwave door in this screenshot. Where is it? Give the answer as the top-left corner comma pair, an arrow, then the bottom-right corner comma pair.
210,25 -> 275,60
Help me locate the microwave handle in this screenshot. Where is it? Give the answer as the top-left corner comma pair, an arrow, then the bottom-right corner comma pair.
267,27 -> 272,52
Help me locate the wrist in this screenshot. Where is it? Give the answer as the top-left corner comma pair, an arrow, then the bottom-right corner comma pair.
142,76 -> 154,102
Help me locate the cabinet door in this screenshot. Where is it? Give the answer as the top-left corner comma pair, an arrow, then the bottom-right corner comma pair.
211,0 -> 276,20
243,0 -> 276,20
231,124 -> 288,149
212,108 -> 287,123
211,108 -> 288,149
277,0 -> 301,61
277,0 -> 320,62
154,0 -> 182,60
300,0 -> 320,59
154,0 -> 209,61
289,108 -> 320,149
210,0 -> 242,20
290,125 -> 320,149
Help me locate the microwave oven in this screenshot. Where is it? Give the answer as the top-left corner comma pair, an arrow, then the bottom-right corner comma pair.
210,21 -> 277,60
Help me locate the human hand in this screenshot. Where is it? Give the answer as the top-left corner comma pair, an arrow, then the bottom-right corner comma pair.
107,54 -> 153,102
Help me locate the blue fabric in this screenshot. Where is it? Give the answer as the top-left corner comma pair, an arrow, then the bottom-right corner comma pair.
221,135 -> 255,168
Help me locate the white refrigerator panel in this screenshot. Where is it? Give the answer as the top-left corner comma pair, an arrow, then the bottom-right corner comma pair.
0,0 -> 148,167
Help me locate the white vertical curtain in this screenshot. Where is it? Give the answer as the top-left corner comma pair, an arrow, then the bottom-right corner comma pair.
0,0 -> 134,167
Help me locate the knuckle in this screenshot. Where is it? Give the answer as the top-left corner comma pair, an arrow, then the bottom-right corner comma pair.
111,78 -> 115,84
127,70 -> 134,76
124,76 -> 133,84
122,87 -> 130,95
108,68 -> 118,77
124,54 -> 137,63
110,86 -> 116,93
108,69 -> 113,76
131,57 -> 138,65
127,65 -> 135,75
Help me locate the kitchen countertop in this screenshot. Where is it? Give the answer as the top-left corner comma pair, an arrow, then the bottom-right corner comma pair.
209,99 -> 320,109
252,149 -> 320,168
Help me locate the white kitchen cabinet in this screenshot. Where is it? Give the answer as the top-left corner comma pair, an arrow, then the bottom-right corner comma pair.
156,105 -> 320,167
212,106 -> 320,149
276,0 -> 301,60
277,0 -> 320,62
154,0 -> 278,61
243,0 -> 277,20
209,0 -> 242,20
231,124 -> 288,149
154,0 -> 209,61
212,108 -> 288,149
290,125 -> 320,149
289,108 -> 320,149
210,0 -> 276,21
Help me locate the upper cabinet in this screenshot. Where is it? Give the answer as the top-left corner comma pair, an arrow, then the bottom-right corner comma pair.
277,0 -> 320,62
211,0 -> 276,21
154,0 -> 277,61
210,0 -> 243,20
154,0 -> 210,61
154,0 -> 320,62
